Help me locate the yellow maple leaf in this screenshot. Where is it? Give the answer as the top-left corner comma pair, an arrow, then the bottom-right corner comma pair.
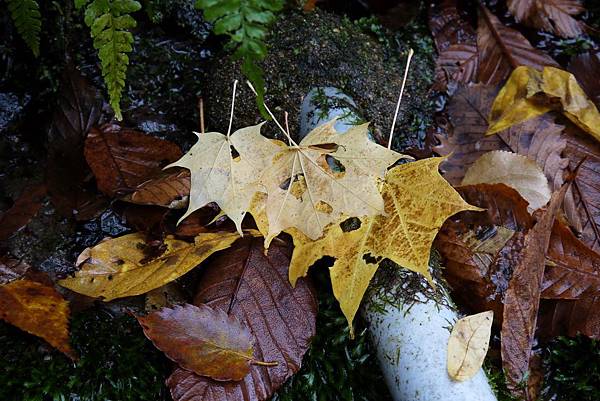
260,120 -> 404,247
59,231 -> 244,300
165,124 -> 282,234
289,158 -> 481,333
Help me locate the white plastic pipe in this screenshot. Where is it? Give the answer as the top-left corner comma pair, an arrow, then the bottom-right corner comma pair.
363,273 -> 497,401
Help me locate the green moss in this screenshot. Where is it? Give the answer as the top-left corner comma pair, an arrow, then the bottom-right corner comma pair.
0,308 -> 170,401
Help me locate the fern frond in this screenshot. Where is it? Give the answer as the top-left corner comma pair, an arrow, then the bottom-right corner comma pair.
196,0 -> 284,114
77,0 -> 141,120
7,0 -> 41,57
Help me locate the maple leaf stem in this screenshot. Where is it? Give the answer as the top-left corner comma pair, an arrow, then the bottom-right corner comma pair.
198,97 -> 205,134
227,80 -> 239,138
251,359 -> 279,367
388,48 -> 415,150
246,80 -> 299,147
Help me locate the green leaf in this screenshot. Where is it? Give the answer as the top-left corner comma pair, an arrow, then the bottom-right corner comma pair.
7,0 -> 41,57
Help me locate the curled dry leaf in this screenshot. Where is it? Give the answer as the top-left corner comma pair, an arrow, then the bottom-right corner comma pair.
462,151 -> 551,211
289,158 -> 480,333
0,279 -> 75,358
487,66 -> 600,143
85,124 -> 183,197
166,123 -> 278,234
501,182 -> 569,397
477,4 -> 558,85
0,184 -> 46,241
447,311 -> 494,382
507,0 -> 585,38
259,121 -> 404,247
138,304 -> 258,381
122,168 -> 190,209
168,237 -> 317,401
58,231 -> 243,301
46,67 -> 105,219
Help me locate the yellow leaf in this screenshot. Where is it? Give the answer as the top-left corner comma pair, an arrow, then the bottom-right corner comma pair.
487,66 -> 600,143
540,66 -> 600,142
59,231 -> 243,301
0,279 -> 75,358
260,120 -> 405,247
165,124 -> 282,234
447,311 -> 494,381
289,158 -> 480,334
461,150 -> 551,211
486,66 -> 552,135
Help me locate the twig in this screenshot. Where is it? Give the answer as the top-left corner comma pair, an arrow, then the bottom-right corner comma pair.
388,48 -> 414,150
284,111 -> 291,145
227,80 -> 238,138
198,97 -> 205,134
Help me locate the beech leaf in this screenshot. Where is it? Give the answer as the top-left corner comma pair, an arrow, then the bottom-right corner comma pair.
507,0 -> 586,38
122,168 -> 190,209
138,304 -> 259,381
289,158 -> 480,332
167,237 -> 317,401
0,279 -> 75,358
58,231 -> 243,300
462,151 -> 551,211
447,311 -> 493,382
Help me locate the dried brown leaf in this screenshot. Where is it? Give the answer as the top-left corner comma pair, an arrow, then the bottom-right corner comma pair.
568,51 -> 600,108
122,168 -> 190,208
507,0 -> 586,38
0,184 -> 46,240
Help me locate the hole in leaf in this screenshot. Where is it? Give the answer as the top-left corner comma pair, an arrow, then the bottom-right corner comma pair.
362,253 -> 382,265
326,155 -> 346,175
340,217 -> 361,232
230,144 -> 240,159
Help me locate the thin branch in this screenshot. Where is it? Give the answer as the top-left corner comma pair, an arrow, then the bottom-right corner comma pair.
227,80 -> 238,138
388,48 -> 415,150
284,111 -> 291,145
198,97 -> 205,134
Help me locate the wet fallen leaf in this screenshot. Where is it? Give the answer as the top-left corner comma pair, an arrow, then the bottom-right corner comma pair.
138,304 -> 260,381
85,124 -> 183,197
122,168 -> 190,208
501,182 -> 569,397
487,66 -> 600,143
0,256 -> 30,284
538,296 -> 600,340
0,279 -> 74,358
46,66 -> 105,219
58,231 -> 243,300
507,0 -> 586,38
259,121 -> 404,246
568,51 -> 600,108
462,150 -> 551,211
166,123 -> 278,234
144,282 -> 186,312
289,158 -> 480,332
447,311 -> 493,381
477,4 -> 558,85
0,184 -> 46,240
168,237 -> 317,401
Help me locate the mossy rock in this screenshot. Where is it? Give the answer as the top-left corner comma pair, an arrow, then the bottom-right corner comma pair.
203,9 -> 434,151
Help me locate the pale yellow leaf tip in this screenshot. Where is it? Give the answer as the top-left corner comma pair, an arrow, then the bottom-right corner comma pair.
447,310 -> 493,381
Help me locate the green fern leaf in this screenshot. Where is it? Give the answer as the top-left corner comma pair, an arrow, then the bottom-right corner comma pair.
78,0 -> 141,120
6,0 -> 41,57
196,0 -> 283,115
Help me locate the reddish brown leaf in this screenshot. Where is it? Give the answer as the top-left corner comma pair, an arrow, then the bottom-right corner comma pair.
429,0 -> 476,53
0,279 -> 75,358
84,124 -> 182,197
0,184 -> 46,240
538,297 -> 600,339
0,256 -> 30,285
501,183 -> 569,397
167,237 -> 317,401
138,304 -> 257,381
563,125 -> 600,252
122,168 -> 190,208
477,5 -> 559,85
568,52 -> 600,108
507,0 -> 585,38
435,44 -> 479,91
46,66 -> 105,219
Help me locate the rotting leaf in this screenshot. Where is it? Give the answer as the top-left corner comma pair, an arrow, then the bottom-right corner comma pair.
288,158 -> 480,333
477,4 -> 559,85
138,304 -> 262,381
501,182 -> 570,397
0,184 -> 46,241
258,120 -> 404,246
166,123 -> 278,234
0,279 -> 75,359
447,311 -> 493,382
58,231 -> 244,301
167,237 -> 317,401
85,124 -> 183,197
461,150 -> 551,211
